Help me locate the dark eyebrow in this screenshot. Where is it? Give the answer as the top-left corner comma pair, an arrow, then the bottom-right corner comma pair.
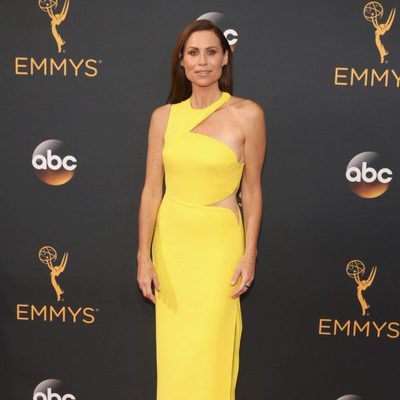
186,46 -> 218,50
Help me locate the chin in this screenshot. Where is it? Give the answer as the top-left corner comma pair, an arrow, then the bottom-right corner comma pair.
191,77 -> 219,86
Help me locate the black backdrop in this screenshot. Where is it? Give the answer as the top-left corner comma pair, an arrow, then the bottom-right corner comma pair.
1,0 -> 399,399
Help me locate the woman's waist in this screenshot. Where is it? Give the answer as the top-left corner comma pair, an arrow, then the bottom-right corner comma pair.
164,190 -> 240,207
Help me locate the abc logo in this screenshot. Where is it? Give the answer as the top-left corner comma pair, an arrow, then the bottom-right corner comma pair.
33,388 -> 76,399
346,162 -> 392,183
197,12 -> 239,46
33,379 -> 76,400
346,151 -> 392,198
33,149 -> 76,171
32,139 -> 77,186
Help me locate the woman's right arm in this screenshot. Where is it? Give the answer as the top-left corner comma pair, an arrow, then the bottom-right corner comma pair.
137,104 -> 171,304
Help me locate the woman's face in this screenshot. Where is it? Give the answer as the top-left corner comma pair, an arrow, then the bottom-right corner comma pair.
180,30 -> 228,87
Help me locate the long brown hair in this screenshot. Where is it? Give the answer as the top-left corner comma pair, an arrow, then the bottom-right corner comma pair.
166,19 -> 233,104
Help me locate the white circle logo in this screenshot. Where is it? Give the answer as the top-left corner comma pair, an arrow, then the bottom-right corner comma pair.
32,139 -> 77,185
346,151 -> 392,198
33,379 -> 76,400
197,12 -> 239,46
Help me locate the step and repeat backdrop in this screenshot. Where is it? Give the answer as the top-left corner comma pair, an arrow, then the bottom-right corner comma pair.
1,0 -> 399,399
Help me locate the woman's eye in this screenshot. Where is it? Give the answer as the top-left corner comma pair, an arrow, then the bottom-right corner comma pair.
188,50 -> 217,56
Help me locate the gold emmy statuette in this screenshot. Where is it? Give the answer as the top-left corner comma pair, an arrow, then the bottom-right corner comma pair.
346,260 -> 377,316
363,2 -> 396,63
38,246 -> 69,301
38,0 -> 70,53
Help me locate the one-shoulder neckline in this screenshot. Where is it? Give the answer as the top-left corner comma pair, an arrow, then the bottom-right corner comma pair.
187,91 -> 230,111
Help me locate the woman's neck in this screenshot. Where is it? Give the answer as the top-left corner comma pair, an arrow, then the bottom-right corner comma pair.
189,86 -> 223,109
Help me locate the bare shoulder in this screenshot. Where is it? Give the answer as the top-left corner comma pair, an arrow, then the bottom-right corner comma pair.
228,96 -> 266,136
229,96 -> 265,120
149,103 -> 172,141
151,103 -> 171,125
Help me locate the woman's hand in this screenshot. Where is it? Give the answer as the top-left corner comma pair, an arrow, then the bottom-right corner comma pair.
230,253 -> 256,298
137,257 -> 160,304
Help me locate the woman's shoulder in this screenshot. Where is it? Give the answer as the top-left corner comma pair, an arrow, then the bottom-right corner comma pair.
228,95 -> 265,121
150,103 -> 172,126
151,103 -> 172,117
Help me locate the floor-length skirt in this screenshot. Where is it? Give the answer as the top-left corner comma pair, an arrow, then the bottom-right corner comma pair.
151,191 -> 245,400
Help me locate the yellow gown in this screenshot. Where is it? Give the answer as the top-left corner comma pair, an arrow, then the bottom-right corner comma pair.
151,91 -> 245,400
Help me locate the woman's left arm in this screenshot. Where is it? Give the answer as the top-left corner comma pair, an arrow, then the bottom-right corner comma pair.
231,101 -> 267,298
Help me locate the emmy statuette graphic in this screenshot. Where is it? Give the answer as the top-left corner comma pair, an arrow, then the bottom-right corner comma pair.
346,260 -> 377,316
363,2 -> 396,63
38,246 -> 69,301
38,0 -> 70,53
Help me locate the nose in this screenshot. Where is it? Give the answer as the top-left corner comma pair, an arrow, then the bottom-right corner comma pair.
199,50 -> 207,65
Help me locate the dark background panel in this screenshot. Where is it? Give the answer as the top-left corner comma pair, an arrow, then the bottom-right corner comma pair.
1,0 -> 399,399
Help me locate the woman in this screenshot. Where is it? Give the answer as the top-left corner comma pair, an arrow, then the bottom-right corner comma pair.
137,18 -> 266,400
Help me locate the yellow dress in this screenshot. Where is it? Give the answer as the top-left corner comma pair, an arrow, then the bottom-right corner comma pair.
151,91 -> 245,400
